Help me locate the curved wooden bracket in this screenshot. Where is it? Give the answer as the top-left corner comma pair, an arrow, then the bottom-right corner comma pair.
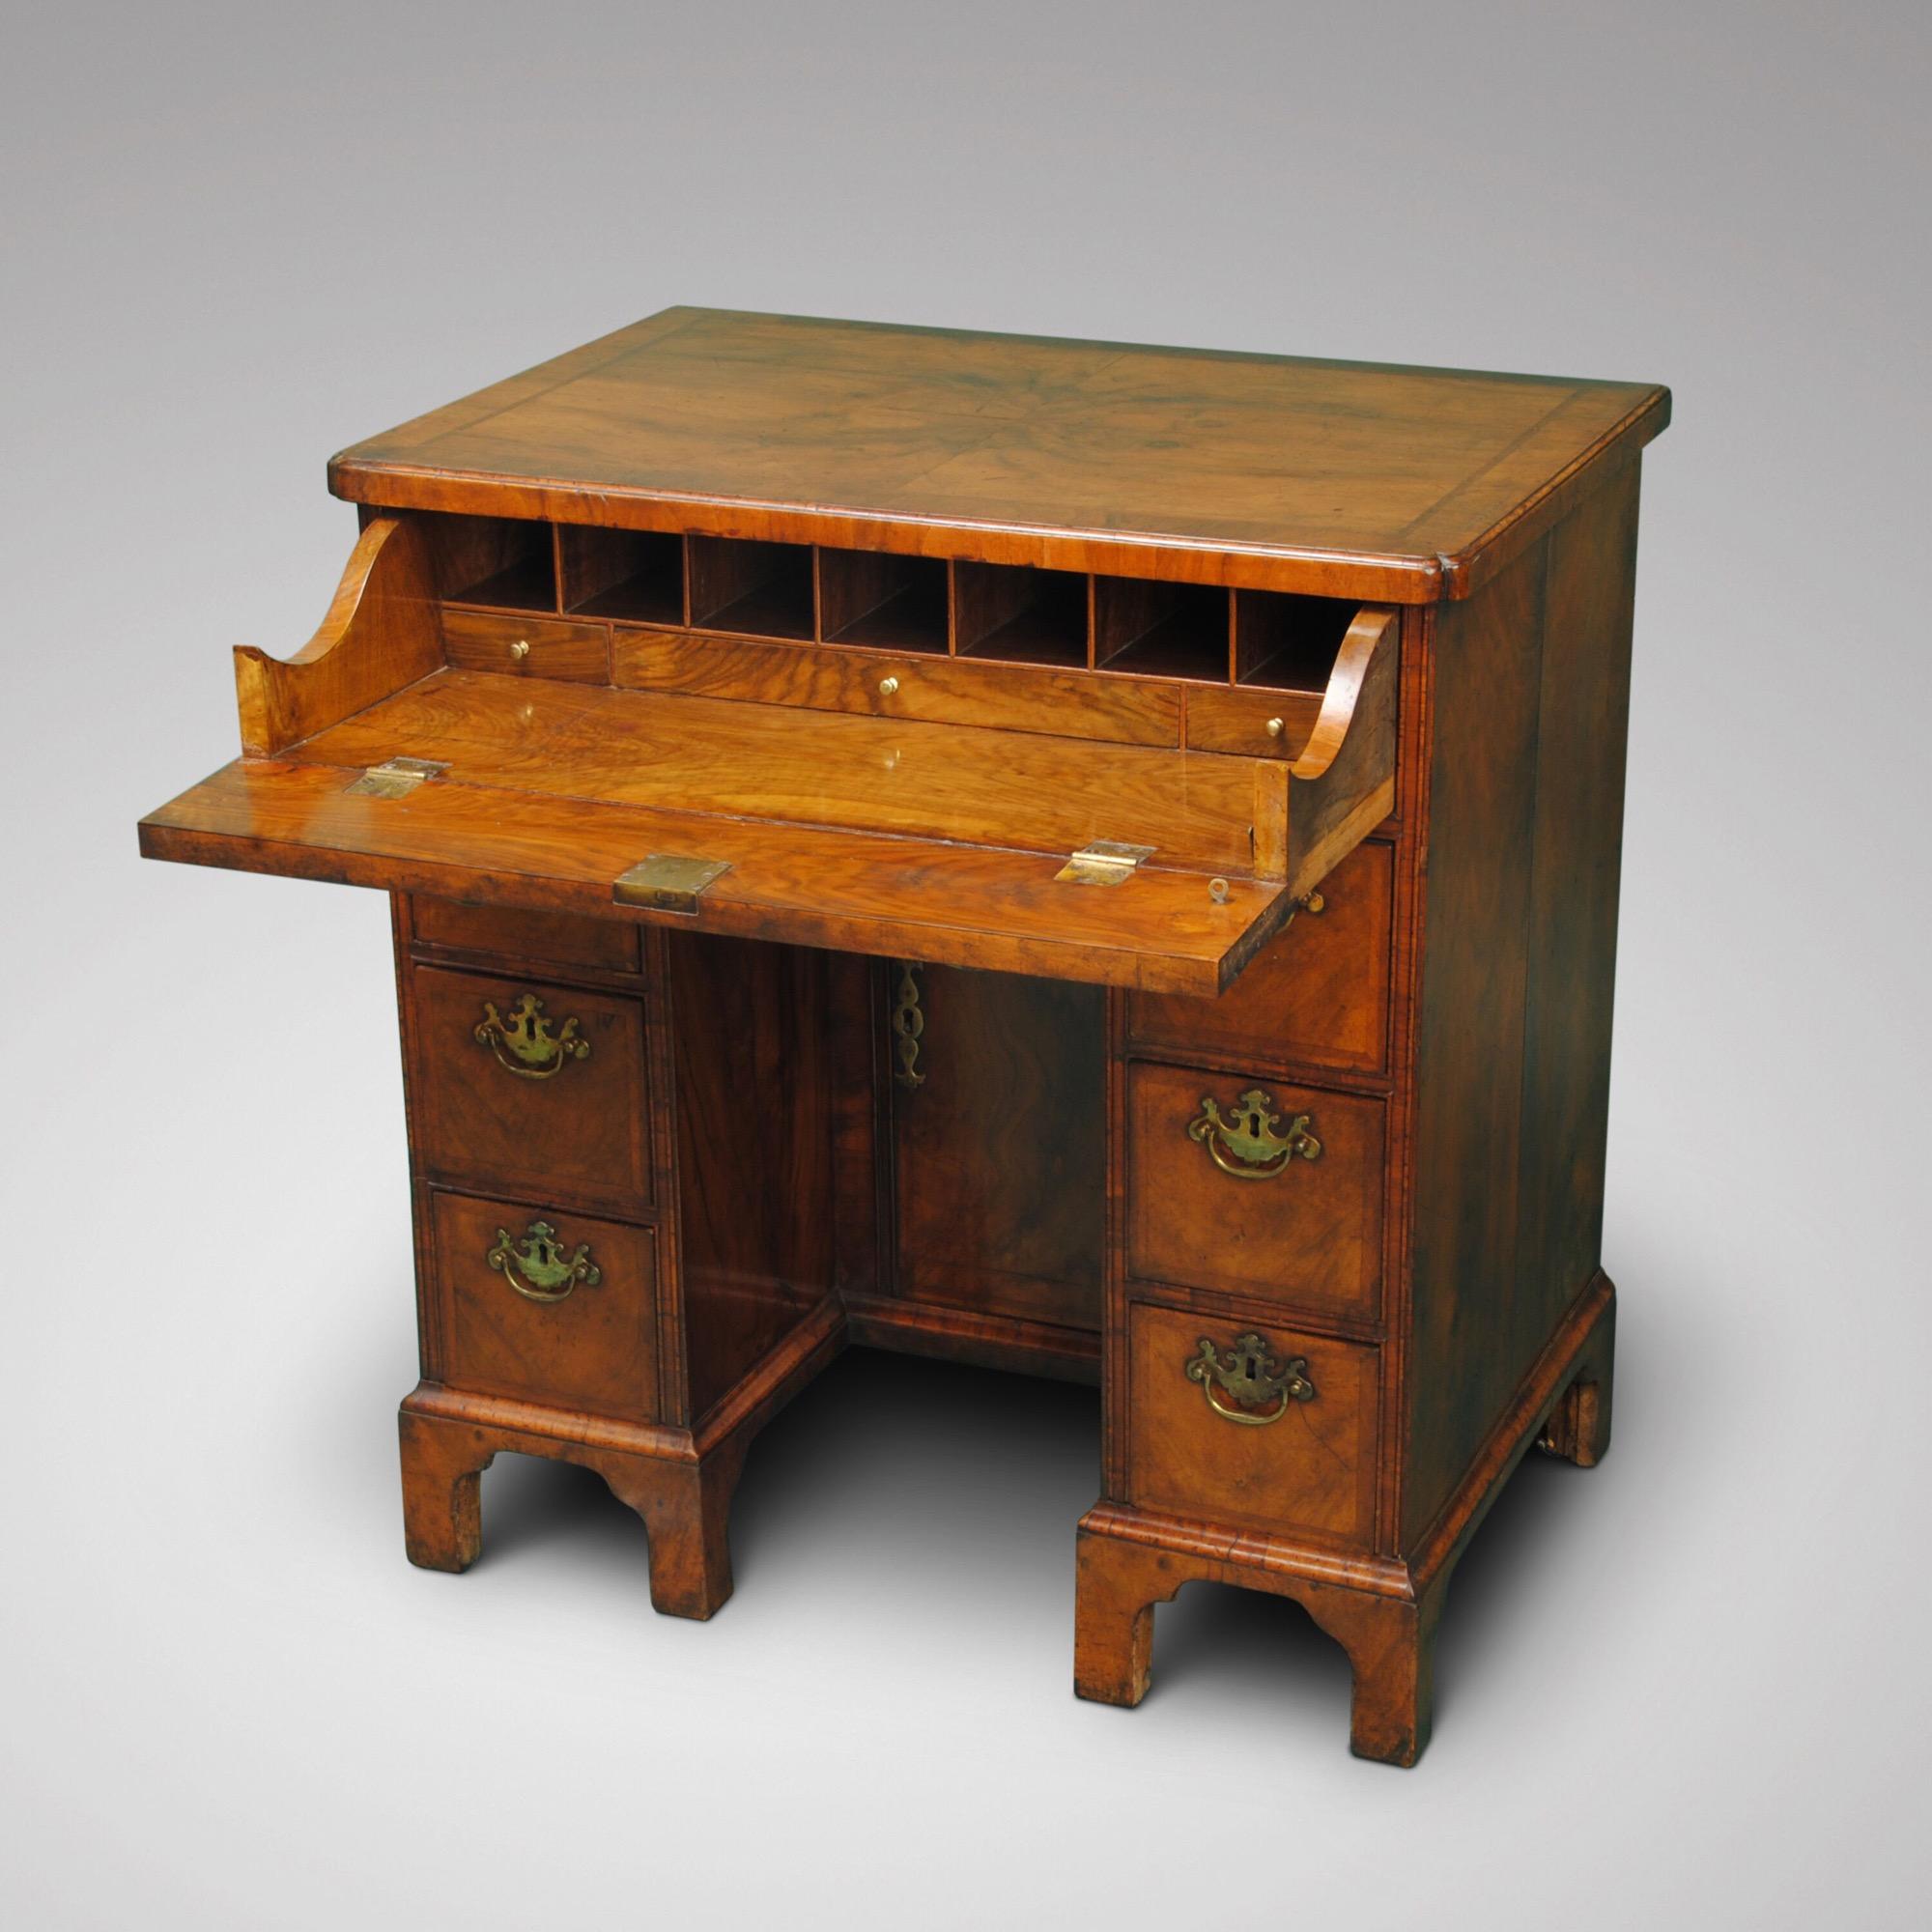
234,517 -> 441,756
1290,605 -> 1397,781
1281,607 -> 1399,900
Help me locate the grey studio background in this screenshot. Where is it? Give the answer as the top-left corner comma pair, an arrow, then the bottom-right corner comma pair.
3,3 -> 1926,1926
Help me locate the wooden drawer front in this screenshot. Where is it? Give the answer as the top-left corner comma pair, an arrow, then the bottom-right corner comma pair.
411,896 -> 639,974
441,608 -> 611,684
612,627 -> 1182,748
1127,840 -> 1392,1075
430,1191 -> 657,1418
1126,1063 -> 1383,1321
410,964 -> 652,1207
1186,684 -> 1323,759
1126,1304 -> 1378,1546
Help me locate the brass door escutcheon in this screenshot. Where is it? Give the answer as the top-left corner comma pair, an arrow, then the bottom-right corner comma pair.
891,961 -> 925,1089
1186,1331 -> 1316,1425
473,992 -> 590,1079
1187,1087 -> 1321,1179
487,1220 -> 601,1303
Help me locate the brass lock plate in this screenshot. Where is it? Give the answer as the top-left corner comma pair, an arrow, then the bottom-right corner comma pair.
612,853 -> 731,913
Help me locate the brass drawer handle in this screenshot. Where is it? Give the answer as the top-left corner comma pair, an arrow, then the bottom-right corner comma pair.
1187,1087 -> 1321,1179
487,1219 -> 601,1303
1187,1331 -> 1316,1426
473,992 -> 590,1079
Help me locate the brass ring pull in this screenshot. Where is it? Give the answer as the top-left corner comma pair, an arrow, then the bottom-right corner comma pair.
474,993 -> 590,1079
487,1220 -> 601,1303
1187,1088 -> 1321,1179
1186,1332 -> 1316,1425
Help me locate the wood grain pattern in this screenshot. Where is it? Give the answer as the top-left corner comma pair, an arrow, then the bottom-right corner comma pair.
1123,1305 -> 1379,1546
1288,606 -> 1398,780
426,1189 -> 658,1420
1185,683 -> 1326,759
1401,526 -> 1546,1541
666,934 -> 838,1423
891,968 -> 1105,1333
1072,1513 -> 1438,1764
1127,840 -> 1394,1077
299,672 -> 1263,874
1124,1063 -> 1385,1321
143,303 -> 1662,1763
440,607 -> 611,684
410,896 -> 640,974
613,627 -> 1187,749
557,523 -> 684,624
1285,615 -> 1398,899
329,307 -> 1668,601
138,756 -> 1293,994
407,962 -> 652,1209
1513,468 -> 1639,1377
234,516 -> 441,754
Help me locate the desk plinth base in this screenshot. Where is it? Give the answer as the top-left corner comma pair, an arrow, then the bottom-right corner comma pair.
397,1299 -> 844,1620
1073,1276 -> 1616,1766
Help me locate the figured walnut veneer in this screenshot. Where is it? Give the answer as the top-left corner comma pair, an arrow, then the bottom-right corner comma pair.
140,308 -> 1662,1764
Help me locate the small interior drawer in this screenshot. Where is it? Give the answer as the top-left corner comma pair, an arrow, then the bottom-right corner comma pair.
1127,840 -> 1393,1076
410,896 -> 640,974
1126,1062 -> 1384,1321
440,608 -> 611,684
407,963 -> 652,1208
612,628 -> 1181,749
428,1188 -> 658,1419
1126,1302 -> 1378,1546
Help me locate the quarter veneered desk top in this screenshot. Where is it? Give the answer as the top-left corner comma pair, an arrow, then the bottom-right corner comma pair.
329,305 -> 1668,600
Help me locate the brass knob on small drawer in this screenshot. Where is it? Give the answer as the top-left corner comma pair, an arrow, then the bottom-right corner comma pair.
508,639 -> 530,662
1265,716 -> 1285,739
1187,1087 -> 1321,1179
1187,1331 -> 1316,1425
488,1220 -> 601,1304
878,675 -> 900,696
473,992 -> 590,1078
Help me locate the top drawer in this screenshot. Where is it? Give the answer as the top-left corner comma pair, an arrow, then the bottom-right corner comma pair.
1126,840 -> 1393,1076
411,896 -> 640,976
406,962 -> 653,1208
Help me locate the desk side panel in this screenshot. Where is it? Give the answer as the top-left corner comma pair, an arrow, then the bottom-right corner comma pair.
1401,466 -> 1639,1546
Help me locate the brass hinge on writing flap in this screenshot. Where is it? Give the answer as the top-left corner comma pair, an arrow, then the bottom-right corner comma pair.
346,755 -> 448,799
613,854 -> 731,914
1055,839 -> 1155,886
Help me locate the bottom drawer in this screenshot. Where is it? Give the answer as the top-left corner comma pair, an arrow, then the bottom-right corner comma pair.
1125,1303 -> 1378,1547
428,1191 -> 659,1420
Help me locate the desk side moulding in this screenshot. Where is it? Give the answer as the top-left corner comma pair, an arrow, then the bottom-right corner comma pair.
140,306 -> 1667,1764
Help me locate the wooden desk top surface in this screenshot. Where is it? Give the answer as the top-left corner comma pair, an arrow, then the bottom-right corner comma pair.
329,308 -> 1668,601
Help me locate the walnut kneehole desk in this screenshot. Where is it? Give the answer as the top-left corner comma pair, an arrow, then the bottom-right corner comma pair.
140,306 -> 1667,1766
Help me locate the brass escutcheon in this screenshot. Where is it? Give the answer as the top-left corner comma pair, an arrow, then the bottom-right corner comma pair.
473,992 -> 590,1079
891,961 -> 925,1089
487,1220 -> 601,1303
1187,1087 -> 1321,1179
1186,1331 -> 1317,1425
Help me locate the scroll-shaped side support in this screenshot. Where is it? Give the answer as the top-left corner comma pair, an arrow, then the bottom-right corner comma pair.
234,516 -> 441,755
1283,604 -> 1398,901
